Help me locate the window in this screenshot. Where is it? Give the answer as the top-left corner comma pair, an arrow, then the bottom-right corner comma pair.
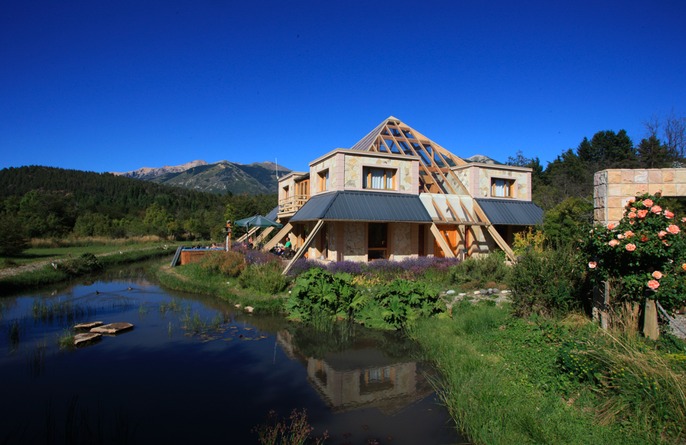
318,169 -> 329,192
491,178 -> 515,198
363,167 -> 396,190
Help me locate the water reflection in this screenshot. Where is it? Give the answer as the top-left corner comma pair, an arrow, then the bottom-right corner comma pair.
0,265 -> 464,444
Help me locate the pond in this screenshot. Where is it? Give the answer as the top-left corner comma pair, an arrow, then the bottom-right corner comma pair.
0,265 -> 466,444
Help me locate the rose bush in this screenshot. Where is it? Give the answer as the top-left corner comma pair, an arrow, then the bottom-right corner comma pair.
583,192 -> 686,312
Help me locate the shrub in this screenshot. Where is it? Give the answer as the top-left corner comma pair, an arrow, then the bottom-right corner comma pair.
285,268 -> 364,325
61,253 -> 103,276
583,192 -> 686,312
508,248 -> 584,317
238,261 -> 290,294
450,252 -> 510,289
374,278 -> 443,329
199,251 -> 246,277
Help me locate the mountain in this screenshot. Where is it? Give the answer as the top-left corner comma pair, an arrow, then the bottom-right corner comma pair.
113,160 -> 291,195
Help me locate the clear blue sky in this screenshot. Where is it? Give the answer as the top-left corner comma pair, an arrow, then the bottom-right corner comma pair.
2,1 -> 685,174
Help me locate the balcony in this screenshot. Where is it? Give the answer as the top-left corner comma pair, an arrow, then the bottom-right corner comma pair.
278,194 -> 309,216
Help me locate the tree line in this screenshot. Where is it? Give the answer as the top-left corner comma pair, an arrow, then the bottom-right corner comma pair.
0,165 -> 276,255
507,113 -> 686,247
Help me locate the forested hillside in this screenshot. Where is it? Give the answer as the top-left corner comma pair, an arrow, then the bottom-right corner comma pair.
0,165 -> 276,254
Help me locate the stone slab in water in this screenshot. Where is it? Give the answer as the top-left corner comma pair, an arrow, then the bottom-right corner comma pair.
74,321 -> 104,330
90,322 -> 134,335
74,332 -> 101,346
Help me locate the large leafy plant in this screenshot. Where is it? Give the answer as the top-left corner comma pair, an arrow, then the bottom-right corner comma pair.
584,192 -> 686,312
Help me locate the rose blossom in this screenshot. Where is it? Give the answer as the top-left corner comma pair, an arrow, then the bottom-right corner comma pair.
658,231 -> 667,239
624,230 -> 634,238
682,263 -> 686,272
651,205 -> 662,214
652,271 -> 663,279
628,212 -> 636,219
667,224 -> 681,235
588,261 -> 597,269
664,210 -> 674,219
630,207 -> 637,212
608,239 -> 620,247
682,217 -> 686,223
643,198 -> 654,207
641,234 -> 649,242
637,209 -> 648,218
625,243 -> 636,252
647,279 -> 660,291
617,234 -> 625,239
607,222 -> 616,230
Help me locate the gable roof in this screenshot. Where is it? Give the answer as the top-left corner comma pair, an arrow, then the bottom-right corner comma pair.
475,198 -> 544,226
290,190 -> 432,223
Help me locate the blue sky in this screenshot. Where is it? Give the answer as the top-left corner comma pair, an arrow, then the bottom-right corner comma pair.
2,1 -> 685,174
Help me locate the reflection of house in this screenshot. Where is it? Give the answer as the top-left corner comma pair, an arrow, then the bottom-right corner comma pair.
276,330 -> 432,414
264,117 -> 542,269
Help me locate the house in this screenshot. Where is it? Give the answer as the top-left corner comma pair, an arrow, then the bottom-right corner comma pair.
263,117 -> 542,271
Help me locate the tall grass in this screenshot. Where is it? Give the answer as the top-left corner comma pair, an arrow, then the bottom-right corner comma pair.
409,303 -> 681,445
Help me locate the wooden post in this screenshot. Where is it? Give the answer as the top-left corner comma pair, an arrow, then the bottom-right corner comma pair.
643,299 -> 660,340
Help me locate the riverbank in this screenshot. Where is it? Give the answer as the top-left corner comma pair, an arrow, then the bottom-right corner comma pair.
0,244 -> 176,294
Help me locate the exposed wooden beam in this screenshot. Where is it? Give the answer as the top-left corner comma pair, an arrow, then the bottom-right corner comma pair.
429,223 -> 455,258
282,220 -> 324,275
262,223 -> 293,252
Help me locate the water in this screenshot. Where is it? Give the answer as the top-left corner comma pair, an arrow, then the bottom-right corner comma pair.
0,267 -> 465,444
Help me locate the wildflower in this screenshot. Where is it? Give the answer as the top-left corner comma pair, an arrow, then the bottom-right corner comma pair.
652,271 -> 663,280
643,198 -> 654,207
658,231 -> 667,239
588,261 -> 597,269
624,230 -> 634,238
625,243 -> 636,252
637,209 -> 648,219
628,212 -> 636,219
667,224 -> 680,235
651,205 -> 662,214
647,279 -> 660,291
608,239 -> 620,247
664,210 -> 674,219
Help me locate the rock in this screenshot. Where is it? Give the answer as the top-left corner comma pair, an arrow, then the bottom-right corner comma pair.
445,289 -> 456,295
74,321 -> 103,330
74,332 -> 101,346
90,322 -> 134,335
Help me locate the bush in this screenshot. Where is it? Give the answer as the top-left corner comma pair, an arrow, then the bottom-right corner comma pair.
199,251 -> 246,277
374,278 -> 443,329
285,268 -> 364,325
61,253 -> 103,276
450,252 -> 510,289
583,192 -> 686,312
508,248 -> 584,317
238,261 -> 290,294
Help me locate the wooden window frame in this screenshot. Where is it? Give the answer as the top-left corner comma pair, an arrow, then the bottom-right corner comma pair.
363,166 -> 397,191
317,169 -> 329,192
490,177 -> 515,198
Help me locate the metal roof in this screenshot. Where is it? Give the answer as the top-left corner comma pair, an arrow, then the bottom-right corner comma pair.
475,198 -> 543,226
290,190 -> 432,223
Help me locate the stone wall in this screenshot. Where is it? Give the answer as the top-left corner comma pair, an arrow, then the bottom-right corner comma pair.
594,168 -> 686,225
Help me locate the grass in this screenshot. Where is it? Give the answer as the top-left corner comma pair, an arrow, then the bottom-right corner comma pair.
156,263 -> 287,314
409,302 -> 686,445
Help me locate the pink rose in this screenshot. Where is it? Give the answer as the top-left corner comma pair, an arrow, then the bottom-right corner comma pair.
652,271 -> 663,280
682,217 -> 686,223
617,234 -> 625,240
608,239 -> 620,247
651,205 -> 662,214
682,263 -> 686,272
607,222 -> 616,230
667,224 -> 681,235
630,207 -> 637,212
647,279 -> 660,291
643,198 -> 654,207
664,210 -> 674,219
624,230 -> 634,238
658,231 -> 667,239
588,261 -> 597,269
625,243 -> 636,252
628,212 -> 636,219
637,209 -> 648,219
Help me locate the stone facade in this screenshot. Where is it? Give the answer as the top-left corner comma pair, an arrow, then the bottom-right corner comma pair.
454,163 -> 531,201
594,168 -> 686,225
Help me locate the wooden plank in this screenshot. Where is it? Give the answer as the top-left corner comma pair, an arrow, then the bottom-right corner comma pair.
429,223 -> 455,258
236,226 -> 259,243
282,220 -> 324,275
261,223 -> 293,252
431,198 -> 447,222
472,201 -> 517,262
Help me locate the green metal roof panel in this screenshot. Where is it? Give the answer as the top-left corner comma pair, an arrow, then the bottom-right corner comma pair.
291,191 -> 432,223
475,198 -> 543,226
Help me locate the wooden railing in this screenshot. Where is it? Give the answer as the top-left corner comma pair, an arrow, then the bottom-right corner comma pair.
278,194 -> 309,214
